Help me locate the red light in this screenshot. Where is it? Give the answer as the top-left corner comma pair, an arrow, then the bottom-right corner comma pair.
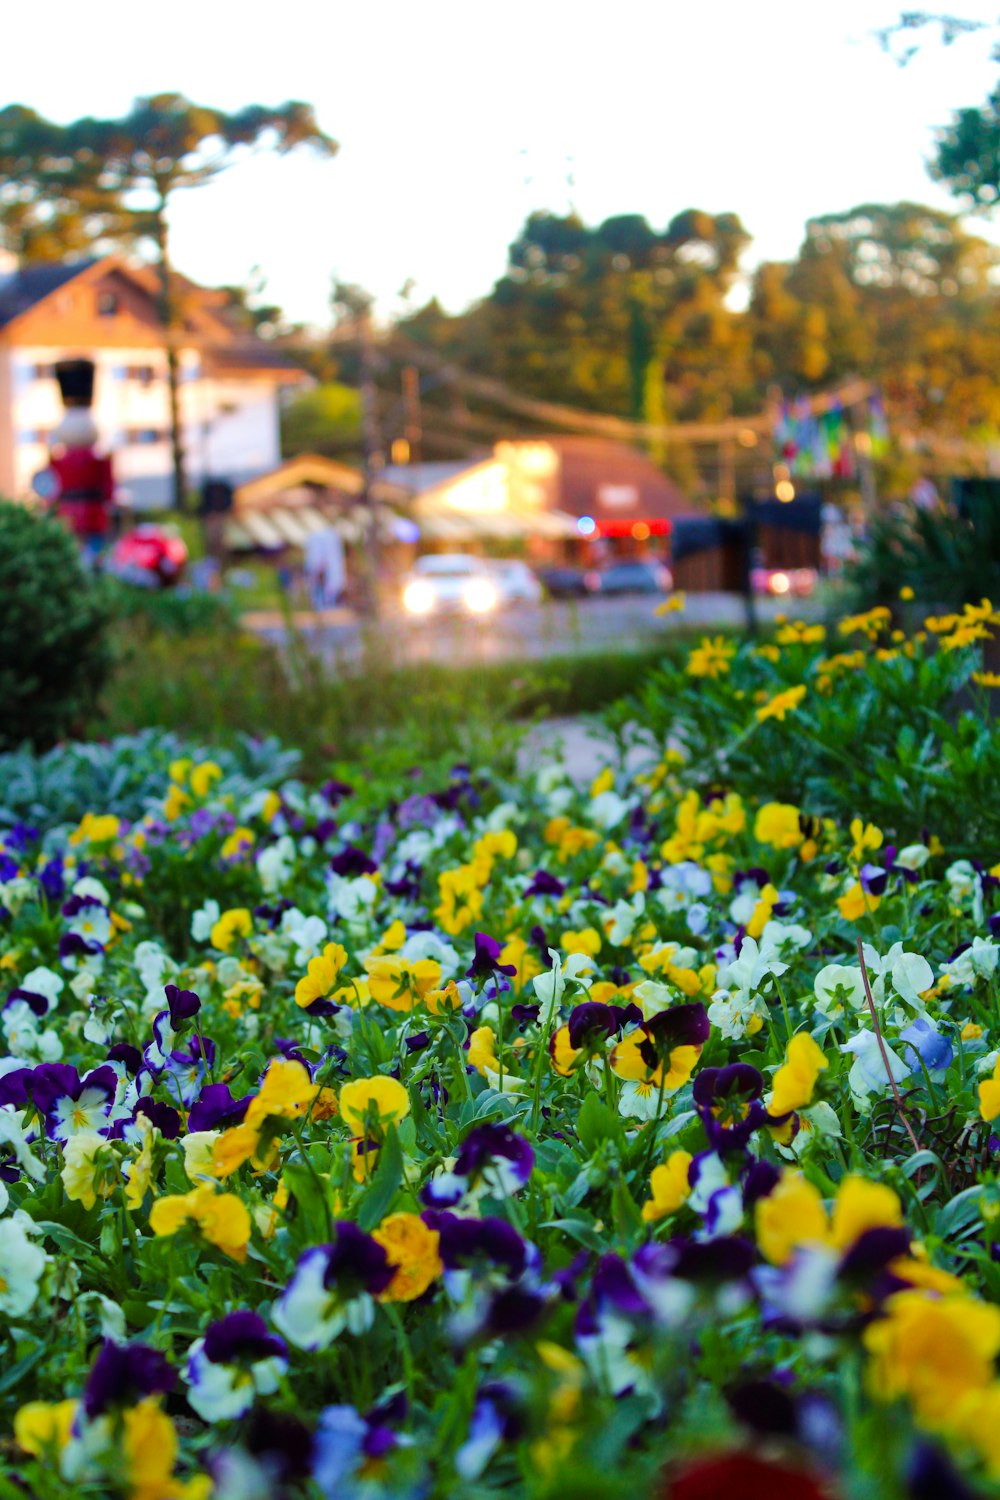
596,518 -> 671,539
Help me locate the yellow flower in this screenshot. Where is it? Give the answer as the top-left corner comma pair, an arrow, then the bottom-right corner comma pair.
339,1076 -> 411,1136
753,802 -> 804,851
467,1025 -> 499,1077
839,606 -> 891,637
973,671 -> 1000,689
181,1131 -> 220,1183
261,789 -> 282,822
655,592 -> 686,614
436,864 -> 484,935
211,1122 -> 266,1177
14,1398 -> 78,1457
561,927 -> 602,958
61,1131 -> 117,1210
849,818 -> 883,863
590,768 -> 615,797
68,812 -> 121,847
424,980 -> 465,1015
864,1289 -> 1000,1427
210,907 -> 252,952
769,1033 -> 829,1117
364,954 -> 442,1012
189,760 -> 223,798
610,1029 -> 700,1091
163,783 -> 191,822
755,684 -> 807,722
830,1176 -> 903,1251
246,1059 -> 319,1130
499,934 -> 543,988
549,1025 -> 581,1077
962,1021 -> 984,1041
149,1185 -> 252,1261
122,1397 -> 190,1498
169,757 -> 193,785
979,1056 -> 1000,1122
899,585 -> 914,601
220,826 -> 255,860
756,1172 -> 830,1265
837,882 -> 878,922
745,883 -> 779,940
294,942 -> 349,1008
641,1151 -> 693,1223
373,919 -> 407,954
373,1212 -> 443,1301
687,635 -> 737,678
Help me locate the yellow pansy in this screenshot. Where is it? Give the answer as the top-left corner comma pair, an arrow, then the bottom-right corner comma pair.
339,1075 -> 411,1135
641,1150 -> 693,1223
364,954 -> 442,1012
189,760 -> 223,799
769,1032 -> 829,1117
373,1212 -> 444,1301
755,1172 -> 830,1265
210,907 -> 253,952
753,803 -> 804,851
149,1185 -> 252,1261
294,942 -> 349,1008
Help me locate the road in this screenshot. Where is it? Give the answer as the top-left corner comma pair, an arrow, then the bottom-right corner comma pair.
243,591 -> 820,667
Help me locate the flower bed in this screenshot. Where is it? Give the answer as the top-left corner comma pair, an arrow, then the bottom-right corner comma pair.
3,605 -> 1000,1498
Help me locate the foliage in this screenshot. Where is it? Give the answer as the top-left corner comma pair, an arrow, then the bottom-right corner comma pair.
0,502 -> 112,752
279,382 -> 363,458
396,200 -> 1000,488
0,730 -> 297,838
848,489 -> 1000,610
4,604 -> 1000,1494
605,602 -> 1000,855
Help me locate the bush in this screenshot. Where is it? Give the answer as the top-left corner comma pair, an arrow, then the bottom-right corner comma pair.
848,493 -> 1000,609
0,501 -> 112,750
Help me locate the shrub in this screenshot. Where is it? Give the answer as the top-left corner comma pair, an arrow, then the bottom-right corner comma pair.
0,501 -> 112,750
848,492 -> 1000,609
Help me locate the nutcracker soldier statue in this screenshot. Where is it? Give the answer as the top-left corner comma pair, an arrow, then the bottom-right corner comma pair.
35,359 -> 115,562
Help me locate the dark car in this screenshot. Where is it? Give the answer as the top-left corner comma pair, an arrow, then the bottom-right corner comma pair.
587,560 -> 672,595
536,565 -> 591,598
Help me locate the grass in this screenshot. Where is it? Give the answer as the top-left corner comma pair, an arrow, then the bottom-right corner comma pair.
96,601 -> 704,785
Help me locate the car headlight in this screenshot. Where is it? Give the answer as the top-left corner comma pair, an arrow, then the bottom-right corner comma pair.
463,577 -> 498,614
403,579 -> 435,614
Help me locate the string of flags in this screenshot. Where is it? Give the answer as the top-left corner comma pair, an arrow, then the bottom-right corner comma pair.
774,393 -> 890,478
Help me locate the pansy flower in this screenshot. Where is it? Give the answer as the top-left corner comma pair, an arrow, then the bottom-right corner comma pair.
422,1123 -> 534,1208
272,1224 -> 394,1350
31,1062 -> 118,1142
185,1311 -> 288,1422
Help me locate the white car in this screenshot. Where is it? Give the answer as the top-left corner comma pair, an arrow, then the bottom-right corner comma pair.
401,554 -> 499,617
488,559 -> 543,606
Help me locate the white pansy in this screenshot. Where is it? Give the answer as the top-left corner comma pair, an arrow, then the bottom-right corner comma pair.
484,801 -> 521,832
943,936 -> 1000,987
280,909 -> 328,967
895,844 -> 930,872
589,790 -> 630,830
70,970 -> 98,1002
326,874 -> 378,923
945,860 -> 985,926
2,1002 -> 63,1062
605,893 -> 645,946
715,935 -> 787,1004
19,966 -> 64,1011
889,949 -> 934,1010
185,1341 -> 287,1423
191,900 -> 221,943
840,1028 -> 911,1097
72,876 -> 111,905
707,989 -> 769,1041
0,1213 -> 47,1316
0,878 -> 34,916
813,964 -> 865,1019
0,1110 -> 45,1188
400,931 -> 460,977
760,919 -> 813,955
67,902 -> 112,948
257,835 -> 295,894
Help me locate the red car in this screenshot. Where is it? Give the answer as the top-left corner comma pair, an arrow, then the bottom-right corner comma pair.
109,525 -> 189,588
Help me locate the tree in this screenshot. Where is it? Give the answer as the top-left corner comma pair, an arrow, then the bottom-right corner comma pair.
0,96 -> 337,507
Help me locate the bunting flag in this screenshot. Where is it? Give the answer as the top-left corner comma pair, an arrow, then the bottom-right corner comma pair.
773,391 -> 889,479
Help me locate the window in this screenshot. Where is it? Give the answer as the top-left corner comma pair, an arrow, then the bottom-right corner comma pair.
125,428 -> 165,445
125,364 -> 157,385
96,291 -> 119,317
31,363 -> 55,380
18,428 -> 51,445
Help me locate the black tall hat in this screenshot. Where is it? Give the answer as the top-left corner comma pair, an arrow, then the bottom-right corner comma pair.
54,359 -> 95,409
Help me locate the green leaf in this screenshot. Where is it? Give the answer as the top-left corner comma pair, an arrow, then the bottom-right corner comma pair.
576,1091 -> 622,1154
357,1125 -> 405,1232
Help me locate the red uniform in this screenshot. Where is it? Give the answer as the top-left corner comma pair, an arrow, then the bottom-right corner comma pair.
51,447 -> 114,539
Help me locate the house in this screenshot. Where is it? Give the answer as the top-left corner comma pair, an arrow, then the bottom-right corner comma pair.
227,453 -> 411,550
0,254 -> 307,507
383,436 -> 693,554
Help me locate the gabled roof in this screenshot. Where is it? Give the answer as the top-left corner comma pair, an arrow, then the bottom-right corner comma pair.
0,258 -> 98,329
0,255 -> 307,381
235,453 -> 408,508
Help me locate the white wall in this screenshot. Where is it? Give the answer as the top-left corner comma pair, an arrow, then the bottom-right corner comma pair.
6,346 -> 284,507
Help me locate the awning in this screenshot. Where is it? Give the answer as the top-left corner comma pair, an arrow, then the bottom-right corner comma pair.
413,505 -> 580,542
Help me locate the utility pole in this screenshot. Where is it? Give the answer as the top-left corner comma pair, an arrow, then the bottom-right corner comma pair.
402,364 -> 422,467
358,309 -> 382,621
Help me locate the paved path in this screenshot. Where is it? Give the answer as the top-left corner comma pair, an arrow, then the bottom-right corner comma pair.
244,591 -> 818,667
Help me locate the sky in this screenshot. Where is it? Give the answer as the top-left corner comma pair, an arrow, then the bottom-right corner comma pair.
2,0 -> 999,325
